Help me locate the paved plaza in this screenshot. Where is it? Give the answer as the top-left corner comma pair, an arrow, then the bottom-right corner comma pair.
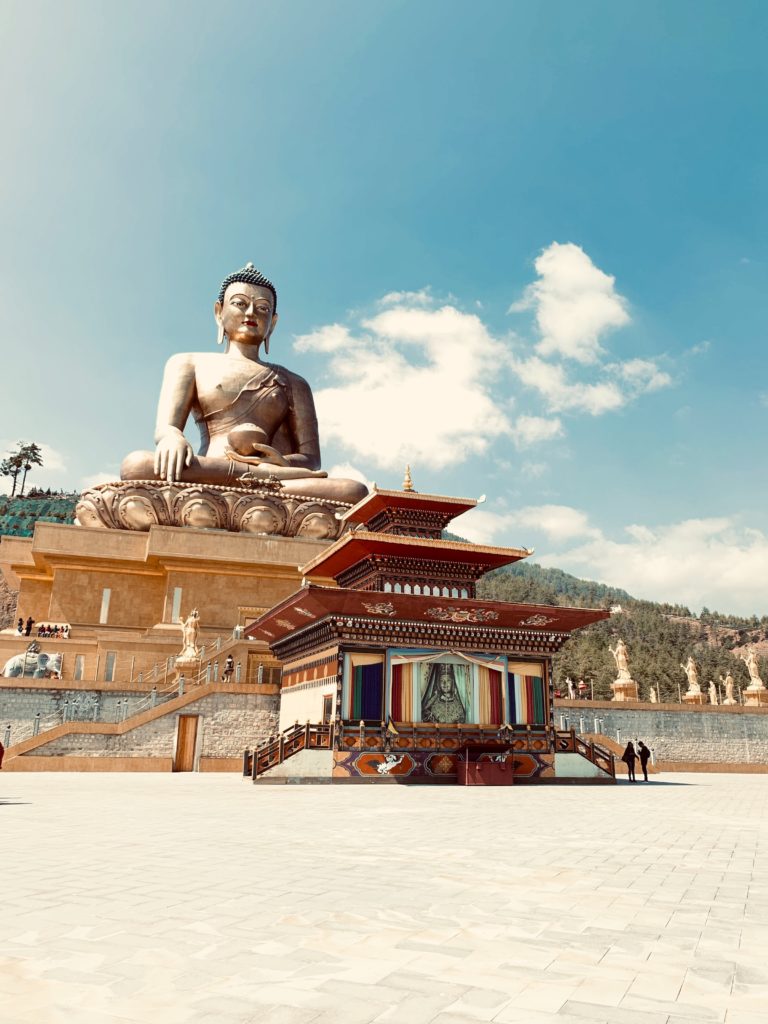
2,774 -> 767,1024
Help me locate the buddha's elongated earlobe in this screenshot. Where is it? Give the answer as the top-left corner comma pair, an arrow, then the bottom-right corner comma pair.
216,321 -> 225,347
264,334 -> 270,356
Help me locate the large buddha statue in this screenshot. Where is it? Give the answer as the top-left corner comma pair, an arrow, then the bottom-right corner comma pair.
76,264 -> 367,537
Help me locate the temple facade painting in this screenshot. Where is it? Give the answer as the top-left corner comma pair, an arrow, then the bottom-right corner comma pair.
340,651 -> 546,728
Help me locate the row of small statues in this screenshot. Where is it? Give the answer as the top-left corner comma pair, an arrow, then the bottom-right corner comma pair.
562,638 -> 766,703
564,672 -> 740,705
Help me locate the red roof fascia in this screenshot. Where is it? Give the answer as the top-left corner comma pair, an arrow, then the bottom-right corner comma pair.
341,489 -> 477,525
300,532 -> 529,580
245,585 -> 610,644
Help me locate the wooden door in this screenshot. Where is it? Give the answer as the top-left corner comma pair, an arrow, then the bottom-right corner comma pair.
174,715 -> 198,772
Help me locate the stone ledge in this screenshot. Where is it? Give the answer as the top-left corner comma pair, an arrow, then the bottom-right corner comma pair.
657,760 -> 768,773
3,756 -> 173,772
198,757 -> 242,772
555,698 -> 768,715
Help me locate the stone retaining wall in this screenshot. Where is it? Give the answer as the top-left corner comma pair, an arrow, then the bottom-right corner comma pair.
9,691 -> 279,761
1,688 -> 147,742
556,700 -> 768,765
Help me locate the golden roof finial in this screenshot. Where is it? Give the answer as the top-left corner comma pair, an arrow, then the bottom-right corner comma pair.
403,464 -> 414,492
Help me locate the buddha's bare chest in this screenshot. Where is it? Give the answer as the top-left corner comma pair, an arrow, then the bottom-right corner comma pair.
193,360 -> 289,424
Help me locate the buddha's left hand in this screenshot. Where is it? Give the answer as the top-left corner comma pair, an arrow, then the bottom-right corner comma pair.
248,443 -> 288,466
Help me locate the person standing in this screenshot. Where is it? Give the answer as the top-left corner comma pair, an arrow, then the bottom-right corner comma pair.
24,616 -> 34,637
621,741 -> 637,782
638,741 -> 651,782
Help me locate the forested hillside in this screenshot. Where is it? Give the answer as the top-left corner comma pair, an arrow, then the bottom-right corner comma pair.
477,562 -> 768,702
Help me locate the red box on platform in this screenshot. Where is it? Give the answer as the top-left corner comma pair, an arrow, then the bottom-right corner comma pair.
457,756 -> 514,786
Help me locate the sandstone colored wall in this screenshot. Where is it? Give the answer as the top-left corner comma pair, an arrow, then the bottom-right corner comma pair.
1,523 -> 329,633
556,701 -> 768,765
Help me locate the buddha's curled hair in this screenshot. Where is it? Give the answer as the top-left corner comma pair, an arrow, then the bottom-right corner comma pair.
218,262 -> 277,312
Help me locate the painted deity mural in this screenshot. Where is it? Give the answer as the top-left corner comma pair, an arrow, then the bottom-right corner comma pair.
343,649 -> 547,727
420,662 -> 470,724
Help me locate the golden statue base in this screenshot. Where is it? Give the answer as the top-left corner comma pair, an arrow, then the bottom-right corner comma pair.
75,480 -> 351,539
611,677 -> 639,701
743,686 -> 768,707
683,691 -> 706,705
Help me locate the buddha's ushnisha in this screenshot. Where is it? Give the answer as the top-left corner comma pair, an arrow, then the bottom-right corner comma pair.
121,264 -> 367,505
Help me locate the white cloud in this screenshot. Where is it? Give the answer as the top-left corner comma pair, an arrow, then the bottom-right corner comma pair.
515,505 -> 603,543
81,471 -> 119,490
616,358 -> 672,392
687,340 -> 711,357
549,516 -> 768,615
377,288 -> 433,307
510,243 -> 630,364
296,245 -> 671,471
512,415 -> 563,448
452,503 -> 600,548
521,461 -> 547,479
511,356 -> 626,415
294,324 -> 354,354
327,463 -> 374,490
297,302 -> 513,471
453,501 -> 768,614
450,508 -> 520,546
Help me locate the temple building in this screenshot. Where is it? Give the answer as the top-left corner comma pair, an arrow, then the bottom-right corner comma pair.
246,481 -> 615,783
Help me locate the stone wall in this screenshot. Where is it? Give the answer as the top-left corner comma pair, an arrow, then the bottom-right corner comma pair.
556,700 -> 768,765
10,690 -> 279,760
1,688 -> 147,743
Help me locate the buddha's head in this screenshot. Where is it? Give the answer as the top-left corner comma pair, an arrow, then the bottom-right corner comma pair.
215,263 -> 278,353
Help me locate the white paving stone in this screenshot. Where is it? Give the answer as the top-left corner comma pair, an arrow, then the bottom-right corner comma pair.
1,773 -> 768,1023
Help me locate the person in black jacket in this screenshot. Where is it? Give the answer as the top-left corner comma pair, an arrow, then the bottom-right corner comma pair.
638,741 -> 651,782
621,741 -> 637,782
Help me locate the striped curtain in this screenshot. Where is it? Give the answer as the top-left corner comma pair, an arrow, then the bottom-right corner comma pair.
351,663 -> 384,721
477,667 -> 504,725
390,662 -> 413,721
507,672 -> 546,724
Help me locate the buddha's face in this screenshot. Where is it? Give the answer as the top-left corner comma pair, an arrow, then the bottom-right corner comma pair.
215,282 -> 277,349
439,670 -> 452,695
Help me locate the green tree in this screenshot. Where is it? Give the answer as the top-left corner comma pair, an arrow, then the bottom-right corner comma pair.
17,442 -> 44,496
1,451 -> 24,496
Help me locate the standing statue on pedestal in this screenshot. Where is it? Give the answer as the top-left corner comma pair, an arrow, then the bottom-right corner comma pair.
739,647 -> 768,705
566,677 -> 576,699
719,671 -> 737,706
708,680 -> 718,705
76,263 -> 367,536
177,608 -> 201,668
680,656 -> 705,704
610,639 -> 631,679
649,686 -> 658,704
608,638 -> 639,702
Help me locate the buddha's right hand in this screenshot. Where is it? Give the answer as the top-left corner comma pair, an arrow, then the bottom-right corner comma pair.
154,430 -> 193,482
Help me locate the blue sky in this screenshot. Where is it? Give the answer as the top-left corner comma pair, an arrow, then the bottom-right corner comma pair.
1,1 -> 767,613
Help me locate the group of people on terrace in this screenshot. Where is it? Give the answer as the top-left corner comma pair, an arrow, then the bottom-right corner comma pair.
16,618 -> 70,640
